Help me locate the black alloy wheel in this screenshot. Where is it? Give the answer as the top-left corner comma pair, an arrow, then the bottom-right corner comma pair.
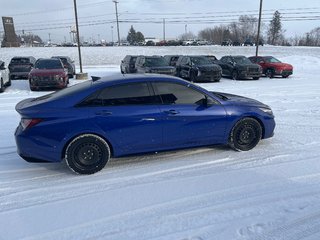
65,134 -> 110,174
266,69 -> 274,78
229,118 -> 262,151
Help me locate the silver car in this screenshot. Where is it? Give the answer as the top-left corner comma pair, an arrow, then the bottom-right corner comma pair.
0,60 -> 11,93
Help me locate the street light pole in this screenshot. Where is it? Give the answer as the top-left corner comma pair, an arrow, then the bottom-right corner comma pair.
113,0 -> 121,46
255,0 -> 263,56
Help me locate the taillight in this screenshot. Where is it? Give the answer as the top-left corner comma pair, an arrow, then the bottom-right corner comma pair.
21,118 -> 42,130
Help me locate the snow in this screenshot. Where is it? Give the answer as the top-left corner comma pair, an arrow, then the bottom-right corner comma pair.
0,46 -> 320,240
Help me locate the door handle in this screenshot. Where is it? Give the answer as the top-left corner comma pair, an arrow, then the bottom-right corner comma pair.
164,110 -> 180,115
95,110 -> 112,116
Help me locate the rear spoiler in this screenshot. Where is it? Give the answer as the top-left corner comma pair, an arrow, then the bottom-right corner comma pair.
91,76 -> 101,82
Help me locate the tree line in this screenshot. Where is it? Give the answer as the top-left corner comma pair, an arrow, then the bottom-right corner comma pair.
128,11 -> 320,47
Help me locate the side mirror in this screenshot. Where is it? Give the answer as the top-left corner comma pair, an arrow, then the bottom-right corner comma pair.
259,60 -> 265,64
196,97 -> 208,107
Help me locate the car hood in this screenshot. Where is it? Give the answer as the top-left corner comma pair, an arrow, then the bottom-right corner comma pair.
30,69 -> 66,76
197,64 -> 221,71
212,91 -> 269,108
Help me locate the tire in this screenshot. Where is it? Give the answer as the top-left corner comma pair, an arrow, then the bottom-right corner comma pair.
0,79 -> 4,93
229,118 -> 262,151
282,75 -> 289,78
232,70 -> 239,80
65,134 -> 110,174
6,77 -> 12,87
253,77 -> 260,80
266,69 -> 274,78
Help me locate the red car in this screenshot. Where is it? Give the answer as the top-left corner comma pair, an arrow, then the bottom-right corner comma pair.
249,56 -> 293,78
29,58 -> 69,91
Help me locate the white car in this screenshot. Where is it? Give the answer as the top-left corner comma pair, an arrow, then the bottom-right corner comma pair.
0,60 -> 11,93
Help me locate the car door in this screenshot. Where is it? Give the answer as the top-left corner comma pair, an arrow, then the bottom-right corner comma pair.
83,81 -> 163,155
152,81 -> 227,148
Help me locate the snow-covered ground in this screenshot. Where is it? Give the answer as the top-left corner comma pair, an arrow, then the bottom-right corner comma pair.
0,46 -> 320,240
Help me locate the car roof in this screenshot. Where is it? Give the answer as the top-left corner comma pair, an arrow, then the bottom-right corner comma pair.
94,73 -> 188,86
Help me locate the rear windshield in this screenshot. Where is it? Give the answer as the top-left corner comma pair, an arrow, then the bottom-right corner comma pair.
35,59 -> 63,69
10,58 -> 30,64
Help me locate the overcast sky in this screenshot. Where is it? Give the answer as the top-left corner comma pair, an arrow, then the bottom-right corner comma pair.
1,0 -> 320,43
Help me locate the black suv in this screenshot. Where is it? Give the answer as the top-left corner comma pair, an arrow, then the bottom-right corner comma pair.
120,55 -> 138,73
52,56 -> 75,78
135,56 -> 176,76
217,55 -> 262,80
176,56 -> 222,82
8,56 -> 36,79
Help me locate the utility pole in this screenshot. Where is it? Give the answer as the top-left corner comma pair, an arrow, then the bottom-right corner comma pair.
163,18 -> 166,42
73,0 -> 87,79
113,0 -> 121,46
48,33 -> 51,44
185,24 -> 187,35
255,0 -> 263,56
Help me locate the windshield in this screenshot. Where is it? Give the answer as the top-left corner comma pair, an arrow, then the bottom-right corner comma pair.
191,57 -> 211,65
35,59 -> 63,69
145,57 -> 168,67
10,58 -> 30,64
264,57 -> 281,63
233,56 -> 252,64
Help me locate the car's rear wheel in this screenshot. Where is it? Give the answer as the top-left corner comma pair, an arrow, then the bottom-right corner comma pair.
65,134 -> 110,174
229,118 -> 262,151
0,79 -> 4,93
253,77 -> 260,80
266,69 -> 274,78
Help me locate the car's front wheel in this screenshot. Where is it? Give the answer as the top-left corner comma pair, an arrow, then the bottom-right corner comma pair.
229,118 -> 262,151
232,70 -> 239,80
65,134 -> 110,174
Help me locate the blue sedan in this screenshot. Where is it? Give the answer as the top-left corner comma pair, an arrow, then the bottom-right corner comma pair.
15,74 -> 275,174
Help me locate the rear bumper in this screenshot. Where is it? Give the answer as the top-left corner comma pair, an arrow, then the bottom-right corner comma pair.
15,125 -> 62,163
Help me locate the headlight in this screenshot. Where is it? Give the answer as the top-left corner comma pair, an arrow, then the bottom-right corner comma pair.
259,107 -> 273,116
54,75 -> 63,81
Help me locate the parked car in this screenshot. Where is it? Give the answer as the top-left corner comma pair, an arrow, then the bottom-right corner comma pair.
52,56 -> 75,78
217,55 -> 262,80
0,60 -> 11,92
248,56 -> 293,78
8,56 -> 36,79
135,56 -> 176,76
28,58 -> 69,91
163,55 -> 181,67
176,55 -> 222,82
221,39 -> 232,46
120,55 -> 138,73
243,39 -> 254,46
15,74 -> 275,174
